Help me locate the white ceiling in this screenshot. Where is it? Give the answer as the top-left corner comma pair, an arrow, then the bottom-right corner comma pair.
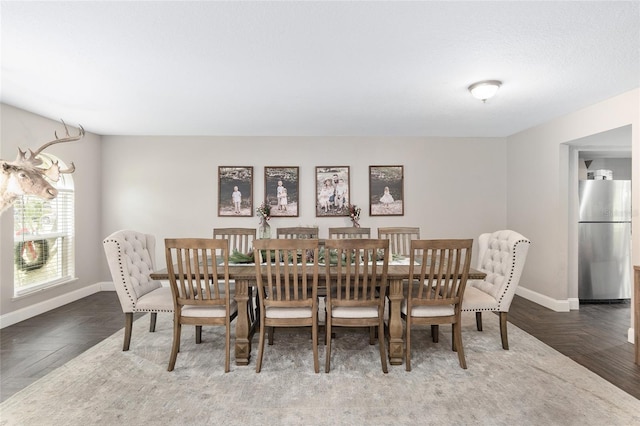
1,1 -> 639,137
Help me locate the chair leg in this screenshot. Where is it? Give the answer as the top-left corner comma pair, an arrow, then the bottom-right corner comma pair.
268,326 -> 274,345
123,312 -> 133,351
451,326 -> 456,351
405,316 -> 411,371
312,315 -> 319,373
499,311 -> 509,350
454,321 -> 467,369
196,325 -> 202,344
475,311 -> 483,331
168,319 -> 181,371
256,320 -> 266,373
431,324 -> 439,343
325,316 -> 332,373
378,319 -> 388,374
369,326 -> 376,345
224,321 -> 231,373
149,312 -> 157,332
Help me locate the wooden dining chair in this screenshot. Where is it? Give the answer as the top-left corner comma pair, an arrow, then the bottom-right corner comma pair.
252,239 -> 320,373
328,227 -> 371,239
403,239 -> 473,371
213,227 -> 255,255
377,227 -> 420,256
276,226 -> 319,239
213,227 -> 257,322
324,238 -> 389,373
165,238 -> 238,372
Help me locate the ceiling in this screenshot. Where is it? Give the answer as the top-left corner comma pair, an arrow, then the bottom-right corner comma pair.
1,1 -> 639,137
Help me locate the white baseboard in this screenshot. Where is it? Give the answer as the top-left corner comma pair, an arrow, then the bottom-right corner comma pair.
0,282 -> 114,329
516,287 -> 572,312
628,328 -> 635,344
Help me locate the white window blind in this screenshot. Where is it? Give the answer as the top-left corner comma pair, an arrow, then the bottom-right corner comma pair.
13,159 -> 75,296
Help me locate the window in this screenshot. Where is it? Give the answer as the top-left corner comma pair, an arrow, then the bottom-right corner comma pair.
13,154 -> 75,296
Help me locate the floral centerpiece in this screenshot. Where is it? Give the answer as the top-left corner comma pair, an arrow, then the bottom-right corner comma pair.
256,201 -> 272,238
347,203 -> 361,228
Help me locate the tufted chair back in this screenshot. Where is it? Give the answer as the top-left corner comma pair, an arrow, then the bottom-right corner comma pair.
472,229 -> 530,311
462,229 -> 530,350
103,230 -> 163,312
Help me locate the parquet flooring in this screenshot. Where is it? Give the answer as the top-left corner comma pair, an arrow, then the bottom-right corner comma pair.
1,293 -> 638,402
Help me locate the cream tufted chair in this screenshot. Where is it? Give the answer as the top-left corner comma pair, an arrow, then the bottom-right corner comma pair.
462,230 -> 531,350
103,230 -> 173,351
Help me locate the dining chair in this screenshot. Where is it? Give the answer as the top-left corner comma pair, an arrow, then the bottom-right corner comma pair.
377,227 -> 420,256
213,227 -> 255,255
276,226 -> 319,239
165,238 -> 238,372
403,239 -> 473,371
324,238 -> 389,373
328,227 -> 371,239
103,229 -> 174,351
252,238 -> 320,373
213,227 -> 257,322
461,230 -> 530,349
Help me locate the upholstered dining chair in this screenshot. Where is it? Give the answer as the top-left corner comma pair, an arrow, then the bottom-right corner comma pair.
164,238 -> 238,372
252,238 -> 320,373
324,238 -> 389,373
103,229 -> 173,351
462,229 -> 531,350
377,227 -> 420,256
213,227 -> 257,322
328,227 -> 371,239
276,226 -> 319,239
404,239 -> 473,371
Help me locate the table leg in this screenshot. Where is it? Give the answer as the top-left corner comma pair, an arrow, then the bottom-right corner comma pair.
234,278 -> 252,365
388,278 -> 404,365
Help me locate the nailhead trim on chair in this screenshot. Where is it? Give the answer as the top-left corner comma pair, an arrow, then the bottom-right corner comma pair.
496,238 -> 530,310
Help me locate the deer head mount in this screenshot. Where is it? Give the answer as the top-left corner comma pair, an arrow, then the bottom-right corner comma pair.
1,120 -> 84,214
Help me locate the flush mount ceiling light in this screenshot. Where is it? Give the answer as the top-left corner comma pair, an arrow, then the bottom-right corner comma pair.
468,80 -> 502,102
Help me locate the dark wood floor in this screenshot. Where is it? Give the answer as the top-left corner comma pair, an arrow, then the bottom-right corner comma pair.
1,293 -> 638,402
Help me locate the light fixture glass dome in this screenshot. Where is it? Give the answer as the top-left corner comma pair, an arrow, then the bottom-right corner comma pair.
468,80 -> 502,102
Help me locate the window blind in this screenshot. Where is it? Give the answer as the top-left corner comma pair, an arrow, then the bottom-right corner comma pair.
13,189 -> 75,295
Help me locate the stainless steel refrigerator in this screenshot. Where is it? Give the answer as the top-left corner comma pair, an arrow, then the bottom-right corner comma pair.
578,180 -> 632,301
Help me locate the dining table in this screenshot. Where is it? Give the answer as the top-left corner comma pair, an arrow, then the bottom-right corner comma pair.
151,262 -> 486,366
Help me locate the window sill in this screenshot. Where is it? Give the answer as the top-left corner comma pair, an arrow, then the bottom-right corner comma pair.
13,277 -> 79,300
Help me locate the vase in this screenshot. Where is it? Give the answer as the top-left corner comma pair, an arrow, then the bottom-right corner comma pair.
259,219 -> 271,239
351,218 -> 360,228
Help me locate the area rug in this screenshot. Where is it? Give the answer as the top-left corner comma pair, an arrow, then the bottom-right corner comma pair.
1,312 -> 638,426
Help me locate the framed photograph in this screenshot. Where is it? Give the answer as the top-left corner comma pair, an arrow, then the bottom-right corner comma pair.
316,166 -> 350,217
218,166 -> 253,217
264,166 -> 299,217
369,165 -> 404,216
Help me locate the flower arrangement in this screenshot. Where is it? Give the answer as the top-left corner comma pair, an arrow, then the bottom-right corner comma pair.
347,203 -> 361,227
256,201 -> 271,223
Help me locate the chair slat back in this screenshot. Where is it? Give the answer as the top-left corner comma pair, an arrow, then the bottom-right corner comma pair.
324,238 -> 389,306
253,239 -> 319,306
165,238 -> 231,307
328,227 -> 371,239
276,226 -> 319,239
408,239 -> 473,307
213,227 -> 256,255
377,227 -> 420,256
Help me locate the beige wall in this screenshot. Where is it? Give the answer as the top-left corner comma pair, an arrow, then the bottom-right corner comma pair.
507,89 -> 639,319
1,104 -> 103,323
99,135 -> 507,275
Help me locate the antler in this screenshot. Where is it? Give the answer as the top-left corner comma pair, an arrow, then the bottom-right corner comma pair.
15,120 -> 85,165
44,160 -> 75,182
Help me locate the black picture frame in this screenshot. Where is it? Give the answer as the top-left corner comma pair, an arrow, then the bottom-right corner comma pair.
218,166 -> 253,217
369,165 -> 404,216
264,166 -> 299,217
316,166 -> 350,217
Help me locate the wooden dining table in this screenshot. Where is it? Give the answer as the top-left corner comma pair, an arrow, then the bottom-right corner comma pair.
151,263 -> 486,366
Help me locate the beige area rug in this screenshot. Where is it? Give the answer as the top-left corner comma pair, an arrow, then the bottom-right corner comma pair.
1,311 -> 638,426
